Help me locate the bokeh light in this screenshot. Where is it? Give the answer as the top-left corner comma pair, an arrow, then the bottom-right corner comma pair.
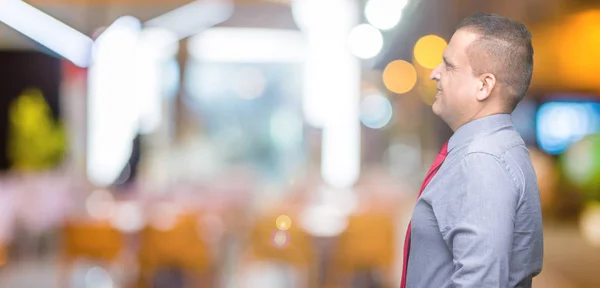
298,200 -> 350,238
529,10 -> 600,92
149,202 -> 180,231
382,60 -> 417,94
360,93 -> 393,129
276,215 -> 292,231
364,0 -> 408,30
109,202 -> 144,233
86,189 -> 115,220
85,266 -> 114,288
413,35 -> 447,69
561,134 -> 600,191
580,202 -> 600,247
348,24 -> 383,59
87,16 -> 142,187
271,230 -> 290,249
537,102 -> 600,155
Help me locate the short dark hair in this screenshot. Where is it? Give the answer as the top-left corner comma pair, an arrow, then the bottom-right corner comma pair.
456,13 -> 533,111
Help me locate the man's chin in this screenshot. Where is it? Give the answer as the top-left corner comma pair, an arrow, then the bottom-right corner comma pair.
431,99 -> 441,115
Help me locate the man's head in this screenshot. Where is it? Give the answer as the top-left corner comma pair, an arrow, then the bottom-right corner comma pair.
430,13 -> 533,131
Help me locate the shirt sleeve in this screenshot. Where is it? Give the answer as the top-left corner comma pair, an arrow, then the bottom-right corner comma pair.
441,152 -> 519,288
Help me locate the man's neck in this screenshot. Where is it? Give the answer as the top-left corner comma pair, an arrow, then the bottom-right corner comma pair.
450,109 -> 510,132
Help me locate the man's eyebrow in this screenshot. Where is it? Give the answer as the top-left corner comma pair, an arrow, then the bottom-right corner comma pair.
443,56 -> 455,68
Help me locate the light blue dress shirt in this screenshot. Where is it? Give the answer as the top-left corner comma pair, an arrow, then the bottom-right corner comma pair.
406,114 -> 544,288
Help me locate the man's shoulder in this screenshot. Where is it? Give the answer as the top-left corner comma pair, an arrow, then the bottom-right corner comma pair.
463,128 -> 525,158
459,129 -> 532,191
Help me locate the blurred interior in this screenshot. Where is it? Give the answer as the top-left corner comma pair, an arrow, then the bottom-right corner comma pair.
1,0 -> 600,287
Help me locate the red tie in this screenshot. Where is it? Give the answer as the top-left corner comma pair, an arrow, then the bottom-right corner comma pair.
400,141 -> 449,288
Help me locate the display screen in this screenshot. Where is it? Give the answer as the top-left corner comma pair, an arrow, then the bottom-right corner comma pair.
536,99 -> 600,155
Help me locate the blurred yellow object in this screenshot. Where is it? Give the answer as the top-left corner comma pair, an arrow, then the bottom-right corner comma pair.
382,60 -> 417,94
531,10 -> 600,93
413,35 -> 447,69
0,244 -> 6,267
276,214 -> 292,231
580,202 -> 600,247
242,210 -> 317,288
331,213 -> 395,272
137,213 -> 211,282
60,220 -> 124,288
249,212 -> 315,266
62,220 -> 123,262
8,88 -> 66,171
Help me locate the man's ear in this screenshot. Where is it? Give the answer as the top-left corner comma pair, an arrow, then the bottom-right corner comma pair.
476,73 -> 496,101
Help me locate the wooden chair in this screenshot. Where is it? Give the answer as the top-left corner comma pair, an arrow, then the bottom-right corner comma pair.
62,220 -> 123,262
60,220 -> 124,287
329,212 -> 396,288
240,211 -> 317,288
136,213 -> 212,288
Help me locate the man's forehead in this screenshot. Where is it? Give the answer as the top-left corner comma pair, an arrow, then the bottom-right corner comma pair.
452,28 -> 481,47
445,29 -> 480,61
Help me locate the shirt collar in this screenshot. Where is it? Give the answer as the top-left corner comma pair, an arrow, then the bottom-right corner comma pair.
447,113 -> 514,153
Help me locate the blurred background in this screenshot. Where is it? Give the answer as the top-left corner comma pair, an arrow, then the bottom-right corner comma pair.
0,0 -> 599,287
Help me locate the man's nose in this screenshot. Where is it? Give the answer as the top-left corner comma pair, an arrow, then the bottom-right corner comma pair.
430,63 -> 442,80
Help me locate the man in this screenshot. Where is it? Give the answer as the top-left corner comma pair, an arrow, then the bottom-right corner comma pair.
401,13 -> 544,287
